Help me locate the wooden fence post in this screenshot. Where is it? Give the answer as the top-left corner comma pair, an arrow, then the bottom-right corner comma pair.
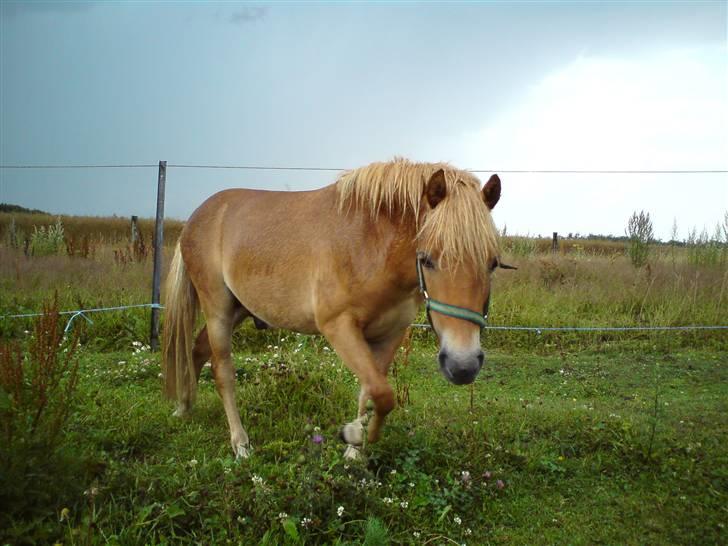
552,232 -> 558,253
150,161 -> 166,351
131,215 -> 139,243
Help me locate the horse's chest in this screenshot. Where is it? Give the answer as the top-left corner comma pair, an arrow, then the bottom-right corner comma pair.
364,297 -> 419,341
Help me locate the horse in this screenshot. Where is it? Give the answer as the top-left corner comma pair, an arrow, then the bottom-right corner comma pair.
162,158 -> 504,460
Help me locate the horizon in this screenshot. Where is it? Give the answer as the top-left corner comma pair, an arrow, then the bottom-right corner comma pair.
2,198 -> 723,244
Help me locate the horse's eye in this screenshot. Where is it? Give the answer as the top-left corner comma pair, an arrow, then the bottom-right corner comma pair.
421,255 -> 436,270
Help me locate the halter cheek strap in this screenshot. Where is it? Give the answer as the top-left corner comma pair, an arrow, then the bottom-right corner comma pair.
416,254 -> 488,330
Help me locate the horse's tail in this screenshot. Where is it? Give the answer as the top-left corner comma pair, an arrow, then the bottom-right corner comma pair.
162,241 -> 199,407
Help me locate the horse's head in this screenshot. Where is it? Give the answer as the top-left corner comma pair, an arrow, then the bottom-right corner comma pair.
417,169 -> 502,385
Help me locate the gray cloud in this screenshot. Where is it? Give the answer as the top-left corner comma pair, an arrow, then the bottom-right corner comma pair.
229,6 -> 267,24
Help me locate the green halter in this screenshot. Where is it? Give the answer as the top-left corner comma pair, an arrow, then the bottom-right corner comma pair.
416,253 -> 489,330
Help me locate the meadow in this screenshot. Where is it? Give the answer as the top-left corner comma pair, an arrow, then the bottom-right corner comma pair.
0,213 -> 726,545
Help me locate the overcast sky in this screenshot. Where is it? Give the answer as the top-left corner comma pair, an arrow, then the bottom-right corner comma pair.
1,1 -> 726,240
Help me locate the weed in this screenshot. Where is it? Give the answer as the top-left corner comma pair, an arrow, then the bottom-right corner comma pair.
4,217 -> 21,249
66,233 -> 96,259
29,216 -> 66,257
0,296 -> 88,536
626,210 -> 654,267
114,231 -> 150,265
686,226 -> 725,267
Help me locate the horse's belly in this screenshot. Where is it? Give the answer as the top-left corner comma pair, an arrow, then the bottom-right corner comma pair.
249,303 -> 320,335
226,277 -> 320,334
364,297 -> 419,341
265,308 -> 320,335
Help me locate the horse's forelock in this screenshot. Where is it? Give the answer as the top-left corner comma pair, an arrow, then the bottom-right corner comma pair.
335,158 -> 499,274
417,183 -> 499,276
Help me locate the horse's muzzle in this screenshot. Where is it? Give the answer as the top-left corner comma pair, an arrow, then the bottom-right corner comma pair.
438,349 -> 484,385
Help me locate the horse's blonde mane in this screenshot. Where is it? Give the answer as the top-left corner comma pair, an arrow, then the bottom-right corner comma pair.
336,158 -> 499,274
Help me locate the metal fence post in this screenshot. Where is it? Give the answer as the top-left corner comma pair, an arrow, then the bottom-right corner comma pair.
150,160 -> 166,351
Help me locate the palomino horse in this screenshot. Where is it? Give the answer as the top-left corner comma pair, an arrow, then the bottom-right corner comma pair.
162,158 -> 504,459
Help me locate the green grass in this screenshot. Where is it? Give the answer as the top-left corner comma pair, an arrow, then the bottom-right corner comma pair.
2,324 -> 726,545
1,222 -> 726,544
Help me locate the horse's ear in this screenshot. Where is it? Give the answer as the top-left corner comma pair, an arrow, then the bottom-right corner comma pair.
425,169 -> 447,208
482,174 -> 501,210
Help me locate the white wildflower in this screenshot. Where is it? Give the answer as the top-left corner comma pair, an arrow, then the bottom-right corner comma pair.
454,515 -> 462,525
337,505 -> 344,517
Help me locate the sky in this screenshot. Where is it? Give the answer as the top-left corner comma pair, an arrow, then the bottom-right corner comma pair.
1,0 -> 726,240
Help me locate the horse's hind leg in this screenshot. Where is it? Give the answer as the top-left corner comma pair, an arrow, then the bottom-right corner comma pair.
192,307 -> 248,382
175,307 -> 247,417
203,305 -> 251,459
171,328 -> 213,417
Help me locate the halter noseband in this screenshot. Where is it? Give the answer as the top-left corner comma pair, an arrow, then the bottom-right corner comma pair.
416,253 -> 489,330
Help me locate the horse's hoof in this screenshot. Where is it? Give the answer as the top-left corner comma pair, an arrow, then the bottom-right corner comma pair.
235,444 -> 251,461
343,444 -> 363,461
340,415 -> 368,446
172,406 -> 190,418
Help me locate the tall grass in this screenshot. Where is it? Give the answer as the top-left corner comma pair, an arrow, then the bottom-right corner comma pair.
0,212 -> 184,248
1,243 -> 725,352
0,213 -> 726,351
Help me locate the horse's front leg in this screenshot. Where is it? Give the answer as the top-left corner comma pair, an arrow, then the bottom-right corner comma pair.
320,316 -> 405,458
346,329 -> 410,445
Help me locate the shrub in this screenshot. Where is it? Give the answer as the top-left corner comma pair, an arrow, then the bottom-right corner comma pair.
626,210 -> 653,267
29,216 -> 66,256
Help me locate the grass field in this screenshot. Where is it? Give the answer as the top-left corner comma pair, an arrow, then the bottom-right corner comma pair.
1,328 -> 726,545
1,213 -> 727,545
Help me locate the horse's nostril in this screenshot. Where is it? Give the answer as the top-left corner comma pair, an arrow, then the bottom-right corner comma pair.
477,351 -> 484,367
438,351 -> 448,368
